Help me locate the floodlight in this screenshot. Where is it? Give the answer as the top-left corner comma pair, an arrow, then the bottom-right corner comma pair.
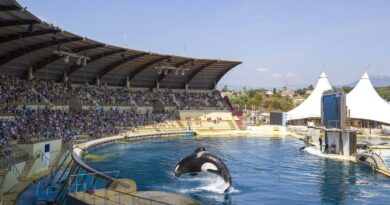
82,58 -> 87,66
64,56 -> 70,64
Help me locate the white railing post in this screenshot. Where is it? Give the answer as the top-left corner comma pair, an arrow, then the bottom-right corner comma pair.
83,183 -> 86,200
104,188 -> 108,205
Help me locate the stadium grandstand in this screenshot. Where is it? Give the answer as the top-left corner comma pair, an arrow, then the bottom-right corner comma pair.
0,0 -> 241,204
0,0 -> 241,136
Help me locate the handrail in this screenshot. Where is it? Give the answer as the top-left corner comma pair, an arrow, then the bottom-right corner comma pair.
71,148 -> 116,183
71,131 -> 194,182
69,131 -> 195,204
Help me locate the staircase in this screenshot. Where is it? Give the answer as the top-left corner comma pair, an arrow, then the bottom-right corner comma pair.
31,87 -> 53,108
373,153 -> 388,171
87,93 -> 99,107
50,138 -> 74,179
171,94 -> 181,107
18,155 -> 36,181
0,169 -> 6,196
227,120 -> 239,130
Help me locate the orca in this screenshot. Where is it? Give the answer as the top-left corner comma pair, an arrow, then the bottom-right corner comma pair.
174,147 -> 232,192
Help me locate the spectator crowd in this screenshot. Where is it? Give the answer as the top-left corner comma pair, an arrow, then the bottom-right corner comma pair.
0,74 -> 226,109
0,74 -> 227,159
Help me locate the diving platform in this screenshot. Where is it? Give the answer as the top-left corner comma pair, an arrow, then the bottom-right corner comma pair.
31,131 -> 198,205
357,151 -> 390,177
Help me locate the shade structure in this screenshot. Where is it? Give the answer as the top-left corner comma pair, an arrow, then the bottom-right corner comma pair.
0,0 -> 241,89
346,72 -> 390,125
287,72 -> 332,121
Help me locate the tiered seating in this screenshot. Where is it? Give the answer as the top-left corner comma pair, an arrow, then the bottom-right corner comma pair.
138,121 -> 183,132
0,75 -> 44,105
0,74 -> 233,155
34,80 -> 69,105
174,91 -> 225,110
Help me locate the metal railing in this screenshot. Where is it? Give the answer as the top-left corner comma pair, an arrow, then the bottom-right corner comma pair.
66,132 -> 194,205
326,120 -> 341,129
70,186 -> 171,205
0,148 -> 28,170
68,172 -> 170,205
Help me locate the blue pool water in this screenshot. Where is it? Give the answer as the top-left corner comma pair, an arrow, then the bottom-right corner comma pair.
85,136 -> 390,205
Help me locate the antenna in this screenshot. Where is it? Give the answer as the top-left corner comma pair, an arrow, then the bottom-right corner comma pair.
284,80 -> 288,92
366,63 -> 370,72
323,63 -> 327,72
123,34 -> 128,48
183,39 -> 186,56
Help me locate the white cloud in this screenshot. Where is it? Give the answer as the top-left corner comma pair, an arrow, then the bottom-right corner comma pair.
270,73 -> 283,78
286,72 -> 298,77
257,68 -> 269,72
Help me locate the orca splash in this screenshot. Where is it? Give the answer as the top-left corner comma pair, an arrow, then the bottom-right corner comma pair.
174,147 -> 232,192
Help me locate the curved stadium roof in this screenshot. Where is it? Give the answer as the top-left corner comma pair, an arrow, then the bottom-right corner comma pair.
0,0 -> 241,90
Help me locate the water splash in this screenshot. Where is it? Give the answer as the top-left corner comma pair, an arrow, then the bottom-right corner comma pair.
176,172 -> 239,194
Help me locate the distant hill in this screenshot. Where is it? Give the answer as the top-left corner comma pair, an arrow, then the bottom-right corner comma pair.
345,75 -> 390,87
219,75 -> 390,91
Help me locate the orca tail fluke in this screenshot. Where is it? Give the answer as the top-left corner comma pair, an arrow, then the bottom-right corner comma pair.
224,185 -> 232,193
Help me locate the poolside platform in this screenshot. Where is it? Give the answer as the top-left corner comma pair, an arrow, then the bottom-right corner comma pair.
304,146 -> 356,162
67,190 -> 200,205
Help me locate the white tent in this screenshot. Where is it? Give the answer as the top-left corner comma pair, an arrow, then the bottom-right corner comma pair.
346,72 -> 390,125
287,72 -> 332,121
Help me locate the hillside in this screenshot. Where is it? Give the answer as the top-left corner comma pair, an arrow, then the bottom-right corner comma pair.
224,89 -> 295,112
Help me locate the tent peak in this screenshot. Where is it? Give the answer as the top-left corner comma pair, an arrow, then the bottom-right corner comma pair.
361,72 -> 369,79
320,72 -> 327,78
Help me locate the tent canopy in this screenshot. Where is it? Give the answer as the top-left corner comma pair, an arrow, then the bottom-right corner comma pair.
346,72 -> 390,125
287,72 -> 332,121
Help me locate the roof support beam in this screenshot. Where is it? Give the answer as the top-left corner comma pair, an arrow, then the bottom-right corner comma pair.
213,62 -> 241,89
154,59 -> 194,88
97,53 -> 148,79
23,44 -> 104,78
185,61 -> 217,88
0,20 -> 39,28
0,37 -> 81,68
0,29 -> 59,44
0,5 -> 20,11
128,56 -> 172,82
67,49 -> 125,76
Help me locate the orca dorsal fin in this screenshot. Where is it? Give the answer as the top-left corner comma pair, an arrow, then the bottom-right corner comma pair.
194,147 -> 206,153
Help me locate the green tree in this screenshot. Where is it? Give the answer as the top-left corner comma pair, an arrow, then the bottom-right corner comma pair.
342,86 -> 353,93
222,85 -> 229,92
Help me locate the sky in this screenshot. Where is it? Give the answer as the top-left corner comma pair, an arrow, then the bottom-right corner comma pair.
18,0 -> 390,89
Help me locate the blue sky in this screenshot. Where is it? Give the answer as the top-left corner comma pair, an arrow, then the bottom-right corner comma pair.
18,0 -> 390,89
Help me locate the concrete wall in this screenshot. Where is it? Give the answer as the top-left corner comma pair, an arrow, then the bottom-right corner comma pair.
137,106 -> 153,114
342,132 -> 350,156
25,104 -> 47,110
247,125 -> 288,135
50,105 -> 69,111
1,161 -> 25,195
97,106 -> 136,112
16,139 -> 62,177
179,110 -> 233,121
327,131 -> 341,154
